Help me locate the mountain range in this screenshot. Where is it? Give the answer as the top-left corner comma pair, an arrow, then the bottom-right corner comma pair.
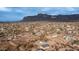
21,13 -> 79,22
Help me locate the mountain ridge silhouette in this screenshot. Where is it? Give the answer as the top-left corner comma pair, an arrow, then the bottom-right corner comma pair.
21,13 -> 79,22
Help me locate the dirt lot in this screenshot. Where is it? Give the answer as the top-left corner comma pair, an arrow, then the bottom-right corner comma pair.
0,21 -> 79,51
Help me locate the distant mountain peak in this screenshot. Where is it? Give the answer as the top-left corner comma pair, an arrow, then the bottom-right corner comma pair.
21,13 -> 79,22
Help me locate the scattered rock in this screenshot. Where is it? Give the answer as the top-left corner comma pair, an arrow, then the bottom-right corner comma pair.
0,22 -> 79,51
63,35 -> 74,41
8,41 -> 17,47
35,40 -> 49,50
25,27 -> 29,31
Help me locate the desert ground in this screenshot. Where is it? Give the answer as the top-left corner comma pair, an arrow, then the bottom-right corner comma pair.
0,21 -> 79,51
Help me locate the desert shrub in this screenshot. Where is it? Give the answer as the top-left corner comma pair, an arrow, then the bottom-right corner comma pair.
72,40 -> 79,45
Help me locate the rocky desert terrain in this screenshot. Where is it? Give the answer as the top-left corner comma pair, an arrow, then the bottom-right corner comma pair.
0,22 -> 79,51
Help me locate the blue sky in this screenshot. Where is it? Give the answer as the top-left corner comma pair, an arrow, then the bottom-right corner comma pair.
0,7 -> 79,22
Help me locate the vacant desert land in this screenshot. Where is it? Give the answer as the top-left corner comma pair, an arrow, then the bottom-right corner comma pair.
0,22 -> 79,51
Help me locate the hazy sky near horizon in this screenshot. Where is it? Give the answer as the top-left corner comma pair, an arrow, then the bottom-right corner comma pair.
0,7 -> 79,22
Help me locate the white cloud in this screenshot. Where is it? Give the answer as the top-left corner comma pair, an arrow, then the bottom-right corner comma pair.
0,7 -> 11,12
60,7 -> 76,11
66,8 -> 75,11
40,8 -> 51,11
15,9 -> 24,13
